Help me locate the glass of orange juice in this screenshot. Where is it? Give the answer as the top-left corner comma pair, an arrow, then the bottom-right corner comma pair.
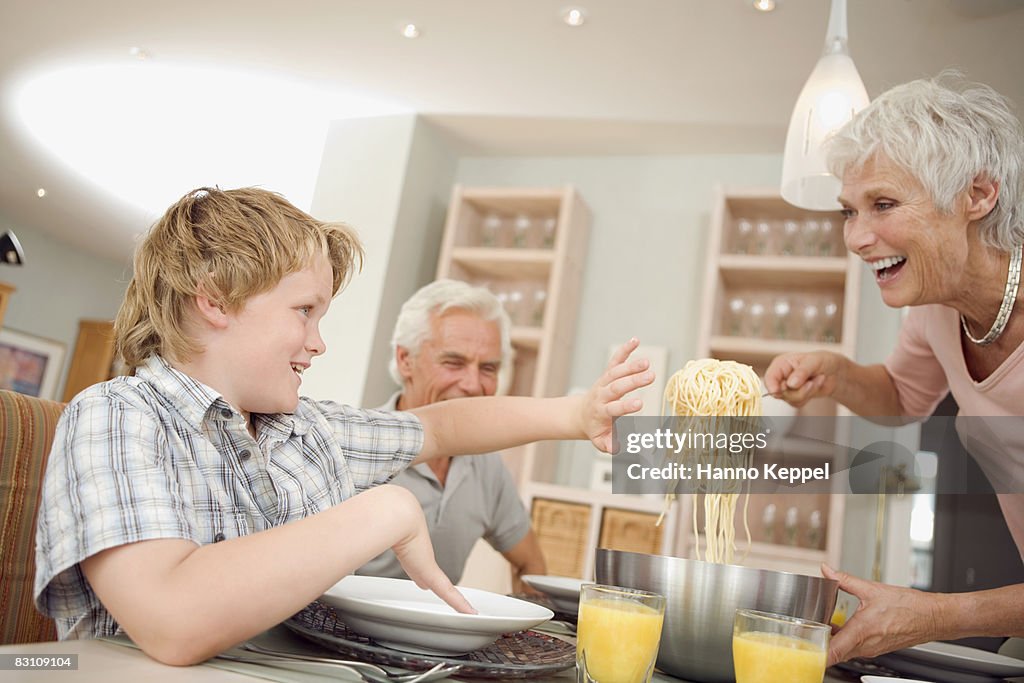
576,584 -> 665,683
733,609 -> 830,683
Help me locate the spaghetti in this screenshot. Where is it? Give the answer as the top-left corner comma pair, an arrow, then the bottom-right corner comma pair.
660,358 -> 762,564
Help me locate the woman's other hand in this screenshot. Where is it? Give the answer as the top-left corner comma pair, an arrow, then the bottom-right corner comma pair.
764,351 -> 843,407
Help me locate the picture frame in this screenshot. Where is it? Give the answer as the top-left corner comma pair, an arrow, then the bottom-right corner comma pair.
0,328 -> 67,400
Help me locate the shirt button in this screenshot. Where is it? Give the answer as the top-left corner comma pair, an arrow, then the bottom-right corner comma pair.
221,408 -> 232,418
214,532 -> 226,543
239,449 -> 251,461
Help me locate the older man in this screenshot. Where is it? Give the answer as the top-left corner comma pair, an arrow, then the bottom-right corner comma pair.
358,279 -> 546,592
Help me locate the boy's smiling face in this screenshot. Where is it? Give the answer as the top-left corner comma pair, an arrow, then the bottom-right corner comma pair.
211,251 -> 333,418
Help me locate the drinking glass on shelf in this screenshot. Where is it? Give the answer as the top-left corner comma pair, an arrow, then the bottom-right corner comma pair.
807,510 -> 823,549
481,212 -> 504,247
512,214 -> 532,248
801,301 -> 820,342
733,609 -> 829,683
530,284 -> 548,327
784,506 -> 799,546
747,301 -> 766,338
541,216 -> 557,249
818,219 -> 837,257
762,503 -> 777,544
802,219 -> 822,256
821,297 -> 840,343
781,220 -> 801,256
727,296 -> 747,336
733,218 -> 754,254
771,297 -> 791,339
577,584 -> 666,683
754,219 -> 774,255
506,284 -> 527,325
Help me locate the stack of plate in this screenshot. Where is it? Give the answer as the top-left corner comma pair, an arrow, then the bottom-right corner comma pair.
318,576 -> 552,655
869,641 -> 1024,683
521,575 -> 586,616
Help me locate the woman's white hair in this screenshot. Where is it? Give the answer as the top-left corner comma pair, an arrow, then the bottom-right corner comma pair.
826,71 -> 1024,251
388,278 -> 513,386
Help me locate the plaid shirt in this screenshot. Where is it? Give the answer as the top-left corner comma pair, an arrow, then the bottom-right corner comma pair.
34,355 -> 423,639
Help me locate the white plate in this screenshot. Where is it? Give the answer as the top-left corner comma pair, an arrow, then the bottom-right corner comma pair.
521,575 -> 585,613
320,576 -> 552,655
895,641 -> 1024,677
874,653 -> 1003,683
862,677 -> 937,683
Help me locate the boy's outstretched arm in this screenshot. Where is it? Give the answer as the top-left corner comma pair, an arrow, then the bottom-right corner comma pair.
412,338 -> 653,463
81,485 -> 470,666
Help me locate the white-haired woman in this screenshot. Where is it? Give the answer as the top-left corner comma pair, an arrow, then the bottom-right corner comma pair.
766,73 -> 1024,664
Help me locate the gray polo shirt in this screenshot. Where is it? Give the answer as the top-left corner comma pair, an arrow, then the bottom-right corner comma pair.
356,393 -> 532,584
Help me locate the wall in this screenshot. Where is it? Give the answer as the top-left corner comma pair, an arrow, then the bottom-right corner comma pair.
0,211 -> 129,399
303,115 -> 463,408
302,115 -> 417,405
360,118 -> 462,408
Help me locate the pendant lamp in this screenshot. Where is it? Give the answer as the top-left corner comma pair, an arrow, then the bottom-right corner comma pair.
780,0 -> 870,210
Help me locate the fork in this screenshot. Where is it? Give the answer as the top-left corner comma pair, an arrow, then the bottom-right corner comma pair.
238,641 -> 461,682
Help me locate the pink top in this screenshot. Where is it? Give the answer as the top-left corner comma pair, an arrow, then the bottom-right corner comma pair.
885,304 -> 1024,557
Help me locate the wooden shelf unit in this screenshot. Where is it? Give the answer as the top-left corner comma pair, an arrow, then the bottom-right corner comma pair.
523,483 -> 678,580
436,185 -> 590,487
62,319 -> 118,402
686,186 -> 861,576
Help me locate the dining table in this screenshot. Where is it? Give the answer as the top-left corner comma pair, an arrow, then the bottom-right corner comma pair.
0,629 -> 864,683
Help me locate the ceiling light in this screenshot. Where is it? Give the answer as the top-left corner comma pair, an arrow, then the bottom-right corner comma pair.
780,0 -> 869,210
561,7 -> 587,27
36,188 -> 46,198
0,232 -> 25,266
753,0 -> 776,11
14,62 -> 410,216
128,46 -> 150,60
401,23 -> 420,38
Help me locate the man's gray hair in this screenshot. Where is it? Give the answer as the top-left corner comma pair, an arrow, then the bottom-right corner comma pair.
826,71 -> 1023,251
388,279 -> 513,386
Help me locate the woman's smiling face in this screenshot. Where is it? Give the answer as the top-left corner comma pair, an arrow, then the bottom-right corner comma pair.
839,154 -> 973,309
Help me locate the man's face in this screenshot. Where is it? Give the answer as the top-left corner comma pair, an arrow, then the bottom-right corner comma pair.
396,309 -> 502,409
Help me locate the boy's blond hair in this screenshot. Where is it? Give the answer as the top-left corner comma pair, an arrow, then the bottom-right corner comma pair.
115,187 -> 363,370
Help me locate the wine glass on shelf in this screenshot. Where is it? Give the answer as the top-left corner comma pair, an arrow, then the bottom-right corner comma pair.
807,510 -> 823,549
512,214 -> 532,248
818,219 -> 837,257
727,296 -> 747,336
754,219 -> 774,255
506,284 -> 527,325
802,219 -> 822,256
747,301 -> 766,338
801,301 -> 820,342
781,220 -> 800,256
541,216 -> 557,249
481,212 -> 503,247
530,284 -> 548,327
772,297 -> 791,339
822,296 -> 840,343
762,503 -> 777,544
733,218 -> 754,254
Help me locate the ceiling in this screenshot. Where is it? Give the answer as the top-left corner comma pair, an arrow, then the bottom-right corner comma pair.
1,0 -> 1023,262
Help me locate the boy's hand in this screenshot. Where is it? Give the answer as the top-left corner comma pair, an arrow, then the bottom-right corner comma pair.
582,338 -> 654,453
390,495 -> 477,615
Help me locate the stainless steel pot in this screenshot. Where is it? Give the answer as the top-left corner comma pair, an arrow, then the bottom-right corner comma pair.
595,548 -> 838,683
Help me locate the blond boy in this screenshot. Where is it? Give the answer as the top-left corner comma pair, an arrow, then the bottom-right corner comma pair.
34,187 -> 651,665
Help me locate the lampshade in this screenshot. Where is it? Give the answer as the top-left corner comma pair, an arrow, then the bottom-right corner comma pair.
0,231 -> 24,265
781,0 -> 870,211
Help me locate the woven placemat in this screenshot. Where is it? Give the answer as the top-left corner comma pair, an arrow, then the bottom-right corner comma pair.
285,601 -> 575,679
507,593 -> 577,625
